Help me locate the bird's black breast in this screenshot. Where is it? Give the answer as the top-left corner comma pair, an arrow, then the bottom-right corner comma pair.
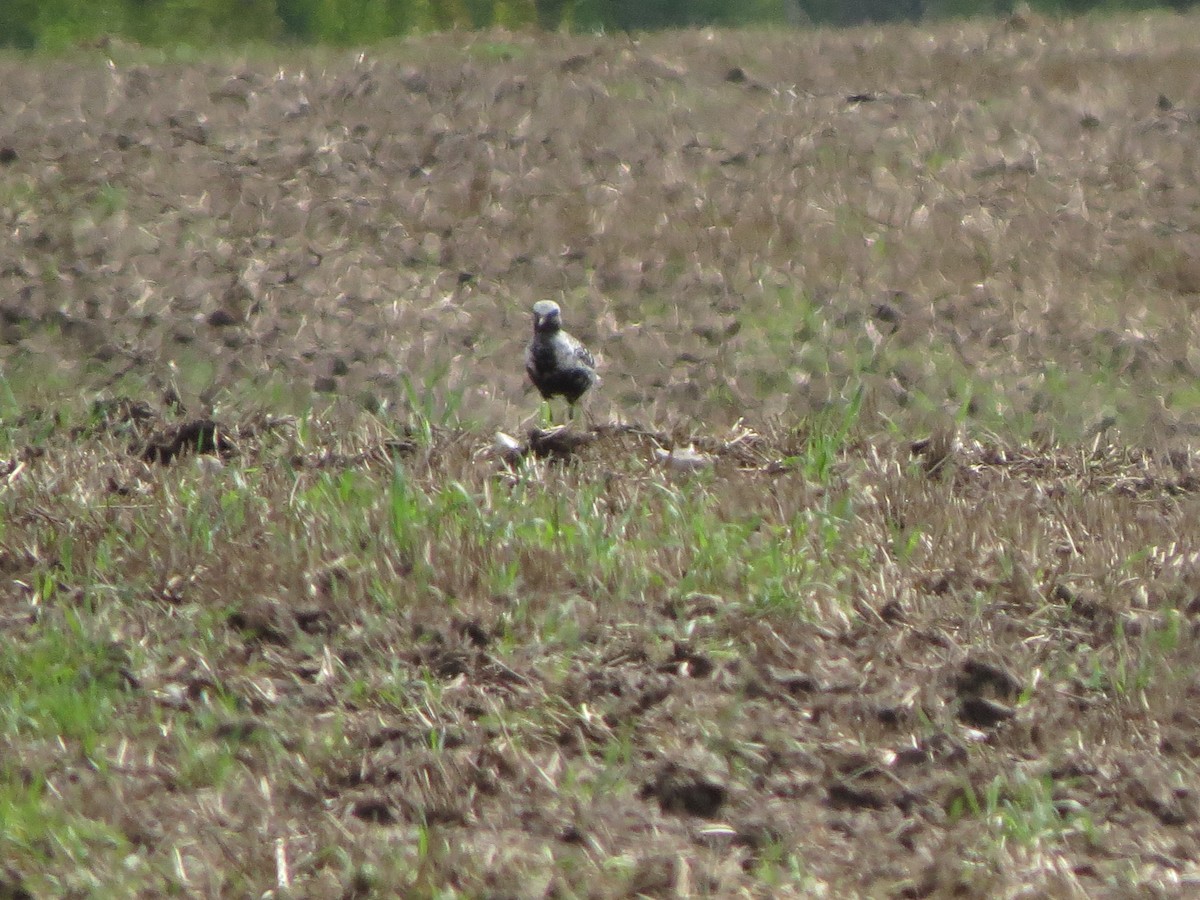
531,368 -> 594,404
528,343 -> 559,380
527,341 -> 595,404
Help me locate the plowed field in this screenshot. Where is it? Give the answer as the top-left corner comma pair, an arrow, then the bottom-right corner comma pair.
4,13 -> 1200,897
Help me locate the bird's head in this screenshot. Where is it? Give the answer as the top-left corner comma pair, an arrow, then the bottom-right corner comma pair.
531,300 -> 562,334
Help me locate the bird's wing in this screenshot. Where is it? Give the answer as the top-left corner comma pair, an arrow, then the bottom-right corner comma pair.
569,337 -> 596,370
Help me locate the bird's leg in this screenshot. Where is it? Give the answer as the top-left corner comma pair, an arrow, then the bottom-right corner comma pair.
540,400 -> 555,428
569,401 -> 597,431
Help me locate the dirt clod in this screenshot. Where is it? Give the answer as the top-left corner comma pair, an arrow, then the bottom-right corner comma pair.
643,763 -> 727,818
227,598 -> 293,645
957,657 -> 1024,700
659,643 -> 714,678
206,308 -> 240,327
351,797 -> 396,825
957,695 -> 1017,729
140,418 -> 234,464
527,426 -> 596,460
827,779 -> 889,811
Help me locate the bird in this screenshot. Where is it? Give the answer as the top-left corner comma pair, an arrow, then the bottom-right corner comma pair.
525,299 -> 597,421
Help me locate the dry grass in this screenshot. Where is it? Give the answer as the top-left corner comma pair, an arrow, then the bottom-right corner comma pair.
3,11 -> 1200,897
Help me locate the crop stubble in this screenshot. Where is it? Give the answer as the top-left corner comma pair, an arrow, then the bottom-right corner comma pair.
2,12 -> 1200,897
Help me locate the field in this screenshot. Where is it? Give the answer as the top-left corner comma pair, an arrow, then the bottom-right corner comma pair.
4,10 -> 1200,897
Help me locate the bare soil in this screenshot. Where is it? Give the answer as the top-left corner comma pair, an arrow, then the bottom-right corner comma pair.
2,15 -> 1200,437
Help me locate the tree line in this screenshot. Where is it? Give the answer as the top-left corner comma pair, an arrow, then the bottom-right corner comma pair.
2,0 -> 1197,50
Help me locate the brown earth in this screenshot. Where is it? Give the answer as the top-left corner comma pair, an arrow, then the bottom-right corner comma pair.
3,12 -> 1200,898
9,410 -> 1200,896
2,15 -> 1200,436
